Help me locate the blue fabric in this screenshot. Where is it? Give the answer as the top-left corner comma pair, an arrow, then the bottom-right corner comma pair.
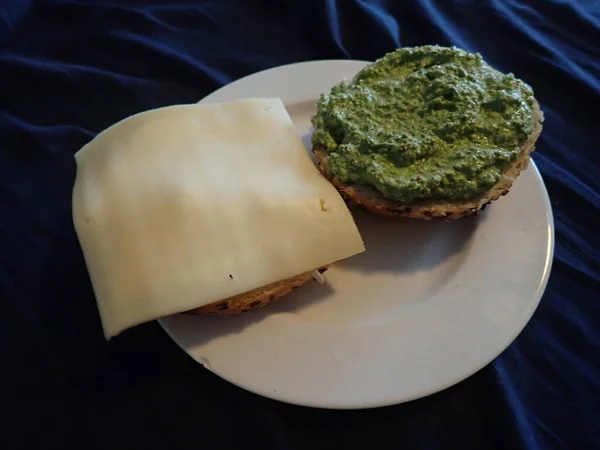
2,1 -> 599,449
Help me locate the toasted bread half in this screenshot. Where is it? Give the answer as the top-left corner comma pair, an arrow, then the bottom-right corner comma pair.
186,268 -> 328,316
313,100 -> 543,220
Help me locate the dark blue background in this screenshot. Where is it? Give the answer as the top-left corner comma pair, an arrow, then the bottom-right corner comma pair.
1,1 -> 599,449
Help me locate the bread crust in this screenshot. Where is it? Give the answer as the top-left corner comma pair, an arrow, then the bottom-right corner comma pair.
313,100 -> 543,220
186,268 -> 328,316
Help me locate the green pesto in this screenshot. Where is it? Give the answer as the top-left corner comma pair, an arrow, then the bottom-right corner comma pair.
311,46 -> 536,203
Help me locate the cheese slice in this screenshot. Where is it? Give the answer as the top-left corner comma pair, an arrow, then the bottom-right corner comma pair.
72,98 -> 365,339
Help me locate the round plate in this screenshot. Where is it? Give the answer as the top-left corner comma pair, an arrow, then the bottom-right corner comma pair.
159,60 -> 554,409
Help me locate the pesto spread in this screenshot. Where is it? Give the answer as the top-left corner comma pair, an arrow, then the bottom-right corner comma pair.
312,46 -> 536,203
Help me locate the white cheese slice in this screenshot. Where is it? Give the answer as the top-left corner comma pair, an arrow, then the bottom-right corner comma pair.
72,98 -> 365,339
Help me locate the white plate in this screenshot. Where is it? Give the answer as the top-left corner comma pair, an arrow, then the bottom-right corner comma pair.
159,60 -> 554,409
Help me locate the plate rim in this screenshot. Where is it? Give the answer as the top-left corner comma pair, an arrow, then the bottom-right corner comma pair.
159,59 -> 555,409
